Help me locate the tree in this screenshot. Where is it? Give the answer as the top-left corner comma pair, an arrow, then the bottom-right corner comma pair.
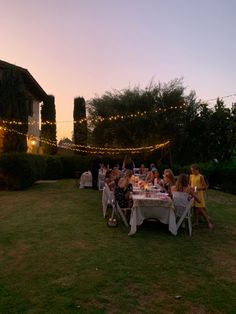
41,95 -> 57,154
88,79 -> 186,162
208,98 -> 232,161
230,103 -> 236,156
73,97 -> 87,150
0,66 -> 28,152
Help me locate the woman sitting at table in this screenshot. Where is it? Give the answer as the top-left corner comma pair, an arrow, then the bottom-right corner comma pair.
171,173 -> 202,219
146,168 -> 163,186
112,164 -> 121,184
138,163 -> 147,180
163,168 -> 176,197
115,170 -> 133,209
104,169 -> 116,191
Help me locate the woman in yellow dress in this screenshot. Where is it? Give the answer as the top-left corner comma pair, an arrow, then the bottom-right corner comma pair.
189,164 -> 214,229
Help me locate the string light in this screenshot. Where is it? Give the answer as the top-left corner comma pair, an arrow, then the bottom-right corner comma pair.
0,125 -> 170,155
1,92 -> 236,127
0,103 -> 186,126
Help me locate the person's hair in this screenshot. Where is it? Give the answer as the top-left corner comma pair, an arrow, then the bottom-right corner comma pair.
125,169 -> 133,178
105,169 -> 113,178
190,164 -> 200,171
164,169 -> 175,185
175,173 -> 188,191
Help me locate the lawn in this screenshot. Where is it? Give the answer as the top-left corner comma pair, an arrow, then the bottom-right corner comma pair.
0,180 -> 236,314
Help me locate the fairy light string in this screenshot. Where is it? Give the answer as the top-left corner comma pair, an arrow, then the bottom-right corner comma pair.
1,92 -> 236,127
0,125 -> 170,155
1,103 -> 186,126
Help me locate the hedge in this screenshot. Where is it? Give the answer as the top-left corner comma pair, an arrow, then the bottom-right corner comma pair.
0,153 -> 46,190
0,152 -> 235,194
43,155 -> 63,180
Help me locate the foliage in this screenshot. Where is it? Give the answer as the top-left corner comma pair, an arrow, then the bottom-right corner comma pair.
88,79 -> 185,149
0,66 -> 28,152
0,153 -> 46,190
43,155 -> 63,180
60,155 -> 92,178
73,97 -> 87,150
41,95 -> 57,154
174,159 -> 236,195
88,81 -> 236,165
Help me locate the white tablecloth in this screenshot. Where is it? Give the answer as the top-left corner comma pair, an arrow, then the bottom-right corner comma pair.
129,194 -> 177,236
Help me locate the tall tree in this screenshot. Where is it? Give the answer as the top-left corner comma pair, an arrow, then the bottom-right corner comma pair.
230,103 -> 236,156
208,98 -> 232,161
0,66 -> 28,152
41,95 -> 57,154
73,97 -> 87,150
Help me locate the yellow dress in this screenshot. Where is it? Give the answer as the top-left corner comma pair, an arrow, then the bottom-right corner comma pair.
189,174 -> 206,208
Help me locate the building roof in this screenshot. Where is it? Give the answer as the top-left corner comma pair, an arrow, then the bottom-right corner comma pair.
0,60 -> 48,101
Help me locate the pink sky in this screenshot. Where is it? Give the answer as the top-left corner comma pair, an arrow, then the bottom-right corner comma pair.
1,0 -> 236,140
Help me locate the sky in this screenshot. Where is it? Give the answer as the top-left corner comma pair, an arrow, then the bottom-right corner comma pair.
1,0 -> 236,140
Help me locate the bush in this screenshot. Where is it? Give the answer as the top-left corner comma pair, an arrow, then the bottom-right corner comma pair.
60,155 -> 92,178
188,160 -> 236,194
0,153 -> 46,190
27,154 -> 47,182
43,155 -> 63,180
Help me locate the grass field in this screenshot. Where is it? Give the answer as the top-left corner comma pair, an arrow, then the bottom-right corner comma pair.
0,180 -> 236,314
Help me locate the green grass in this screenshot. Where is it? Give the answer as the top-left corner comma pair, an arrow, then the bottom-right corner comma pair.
0,180 -> 236,314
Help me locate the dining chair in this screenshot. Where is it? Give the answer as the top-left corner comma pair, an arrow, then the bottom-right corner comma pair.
173,193 -> 194,236
115,201 -> 130,228
103,184 -> 130,228
102,183 -> 115,218
98,174 -> 105,191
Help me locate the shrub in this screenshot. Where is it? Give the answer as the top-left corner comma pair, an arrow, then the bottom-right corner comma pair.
60,155 -> 92,178
43,155 -> 63,180
0,153 -> 46,190
187,160 -> 236,194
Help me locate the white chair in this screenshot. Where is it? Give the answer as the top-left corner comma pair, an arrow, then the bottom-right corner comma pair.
102,183 -> 115,218
79,171 -> 92,188
115,201 -> 130,228
98,174 -> 105,191
173,192 -> 194,236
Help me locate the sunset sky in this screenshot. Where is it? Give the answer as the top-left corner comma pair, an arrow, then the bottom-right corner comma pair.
1,0 -> 236,140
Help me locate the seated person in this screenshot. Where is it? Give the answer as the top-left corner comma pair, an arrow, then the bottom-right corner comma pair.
104,169 -> 116,191
163,168 -> 176,197
112,164 -> 121,184
138,163 -> 148,179
146,168 -> 164,187
115,169 -> 133,208
171,173 -> 200,217
99,163 -> 107,175
149,163 -> 156,171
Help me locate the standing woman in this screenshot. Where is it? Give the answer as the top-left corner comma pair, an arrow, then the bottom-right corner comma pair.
189,164 -> 213,229
122,155 -> 135,172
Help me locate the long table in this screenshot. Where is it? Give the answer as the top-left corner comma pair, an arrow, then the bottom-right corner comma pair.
129,193 -> 177,236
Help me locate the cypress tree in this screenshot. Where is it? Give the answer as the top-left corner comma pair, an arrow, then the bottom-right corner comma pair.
0,66 -> 28,152
73,97 -> 87,152
41,95 -> 57,154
